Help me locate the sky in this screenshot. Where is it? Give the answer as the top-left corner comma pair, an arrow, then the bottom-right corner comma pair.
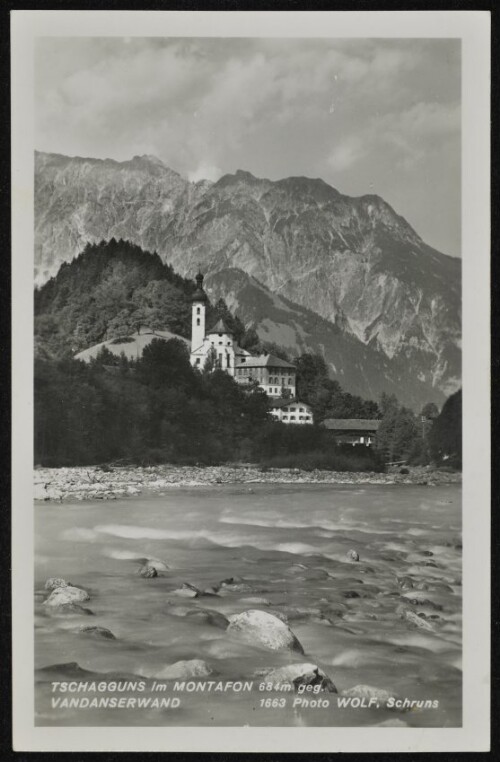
35,37 -> 461,257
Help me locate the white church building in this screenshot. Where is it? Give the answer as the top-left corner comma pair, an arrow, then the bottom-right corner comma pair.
189,271 -> 313,424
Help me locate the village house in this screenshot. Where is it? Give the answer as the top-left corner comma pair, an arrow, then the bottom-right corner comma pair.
269,398 -> 313,425
321,418 -> 380,446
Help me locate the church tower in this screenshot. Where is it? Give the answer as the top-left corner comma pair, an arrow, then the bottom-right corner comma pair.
191,270 -> 207,351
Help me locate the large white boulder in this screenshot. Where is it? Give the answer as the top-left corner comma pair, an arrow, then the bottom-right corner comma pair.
44,585 -> 90,607
227,609 -> 304,653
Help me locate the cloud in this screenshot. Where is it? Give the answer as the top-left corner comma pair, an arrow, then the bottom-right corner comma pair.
35,38 -> 433,176
188,161 -> 222,183
328,139 -> 364,172
327,100 -> 460,174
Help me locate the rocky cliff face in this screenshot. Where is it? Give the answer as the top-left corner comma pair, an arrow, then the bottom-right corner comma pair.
35,151 -> 461,404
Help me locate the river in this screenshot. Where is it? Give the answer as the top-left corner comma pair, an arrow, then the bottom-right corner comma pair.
35,482 -> 462,727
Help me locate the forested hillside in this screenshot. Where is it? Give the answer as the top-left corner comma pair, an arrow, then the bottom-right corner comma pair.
35,239 -> 196,357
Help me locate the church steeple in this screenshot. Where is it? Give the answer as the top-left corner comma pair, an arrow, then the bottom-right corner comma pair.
191,269 -> 207,350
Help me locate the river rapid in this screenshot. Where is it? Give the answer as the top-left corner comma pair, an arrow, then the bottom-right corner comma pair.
35,483 -> 462,727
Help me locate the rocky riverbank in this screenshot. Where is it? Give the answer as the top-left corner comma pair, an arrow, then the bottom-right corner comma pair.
34,464 -> 461,502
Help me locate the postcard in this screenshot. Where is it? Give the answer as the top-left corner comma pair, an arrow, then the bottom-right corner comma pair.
11,9 -> 490,753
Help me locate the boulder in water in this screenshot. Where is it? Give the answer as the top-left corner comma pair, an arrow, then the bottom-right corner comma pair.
226,609 -> 304,653
185,609 -> 229,629
239,597 -> 271,607
152,659 -> 212,679
401,591 -> 443,610
219,576 -> 244,586
78,625 -> 116,640
341,684 -> 394,706
138,564 -> 158,578
203,585 -> 221,596
346,550 -> 360,562
44,577 -> 70,591
397,576 -> 414,590
172,583 -> 200,599
263,663 -> 337,693
400,608 -> 435,632
44,585 -> 90,607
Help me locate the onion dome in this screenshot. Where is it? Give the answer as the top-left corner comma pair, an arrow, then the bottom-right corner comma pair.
191,270 -> 208,303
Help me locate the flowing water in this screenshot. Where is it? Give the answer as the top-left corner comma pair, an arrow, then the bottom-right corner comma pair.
35,483 -> 462,727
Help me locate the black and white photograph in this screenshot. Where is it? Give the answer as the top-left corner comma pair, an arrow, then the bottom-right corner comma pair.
11,9 -> 490,753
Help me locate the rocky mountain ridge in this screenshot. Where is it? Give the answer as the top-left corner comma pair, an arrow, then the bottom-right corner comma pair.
35,151 -> 461,404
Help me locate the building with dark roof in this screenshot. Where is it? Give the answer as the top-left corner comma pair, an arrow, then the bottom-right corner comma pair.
234,353 -> 296,398
321,418 -> 381,446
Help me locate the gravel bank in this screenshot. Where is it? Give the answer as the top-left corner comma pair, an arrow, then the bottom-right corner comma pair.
34,464 -> 461,502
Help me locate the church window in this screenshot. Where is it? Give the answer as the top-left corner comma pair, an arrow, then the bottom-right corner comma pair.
241,358 -> 246,363
218,333 -> 222,337
196,307 -> 201,314
196,318 -> 200,326
195,358 -> 201,365
218,353 -> 223,365
226,355 -> 230,368
227,341 -> 231,346
218,341 -> 223,345
288,378 -> 293,385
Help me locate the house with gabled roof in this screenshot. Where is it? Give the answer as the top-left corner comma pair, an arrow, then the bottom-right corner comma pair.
269,397 -> 313,425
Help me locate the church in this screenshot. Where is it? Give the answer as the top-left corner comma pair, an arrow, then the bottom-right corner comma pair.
189,271 -> 313,424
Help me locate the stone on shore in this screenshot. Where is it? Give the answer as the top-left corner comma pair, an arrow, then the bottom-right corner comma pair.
346,549 -> 360,562
44,585 -> 90,607
226,609 -> 305,654
263,663 -> 337,693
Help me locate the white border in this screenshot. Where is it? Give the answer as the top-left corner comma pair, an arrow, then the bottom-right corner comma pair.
11,10 -> 491,753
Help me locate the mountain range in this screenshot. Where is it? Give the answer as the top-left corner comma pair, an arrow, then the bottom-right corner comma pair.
35,151 -> 462,408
